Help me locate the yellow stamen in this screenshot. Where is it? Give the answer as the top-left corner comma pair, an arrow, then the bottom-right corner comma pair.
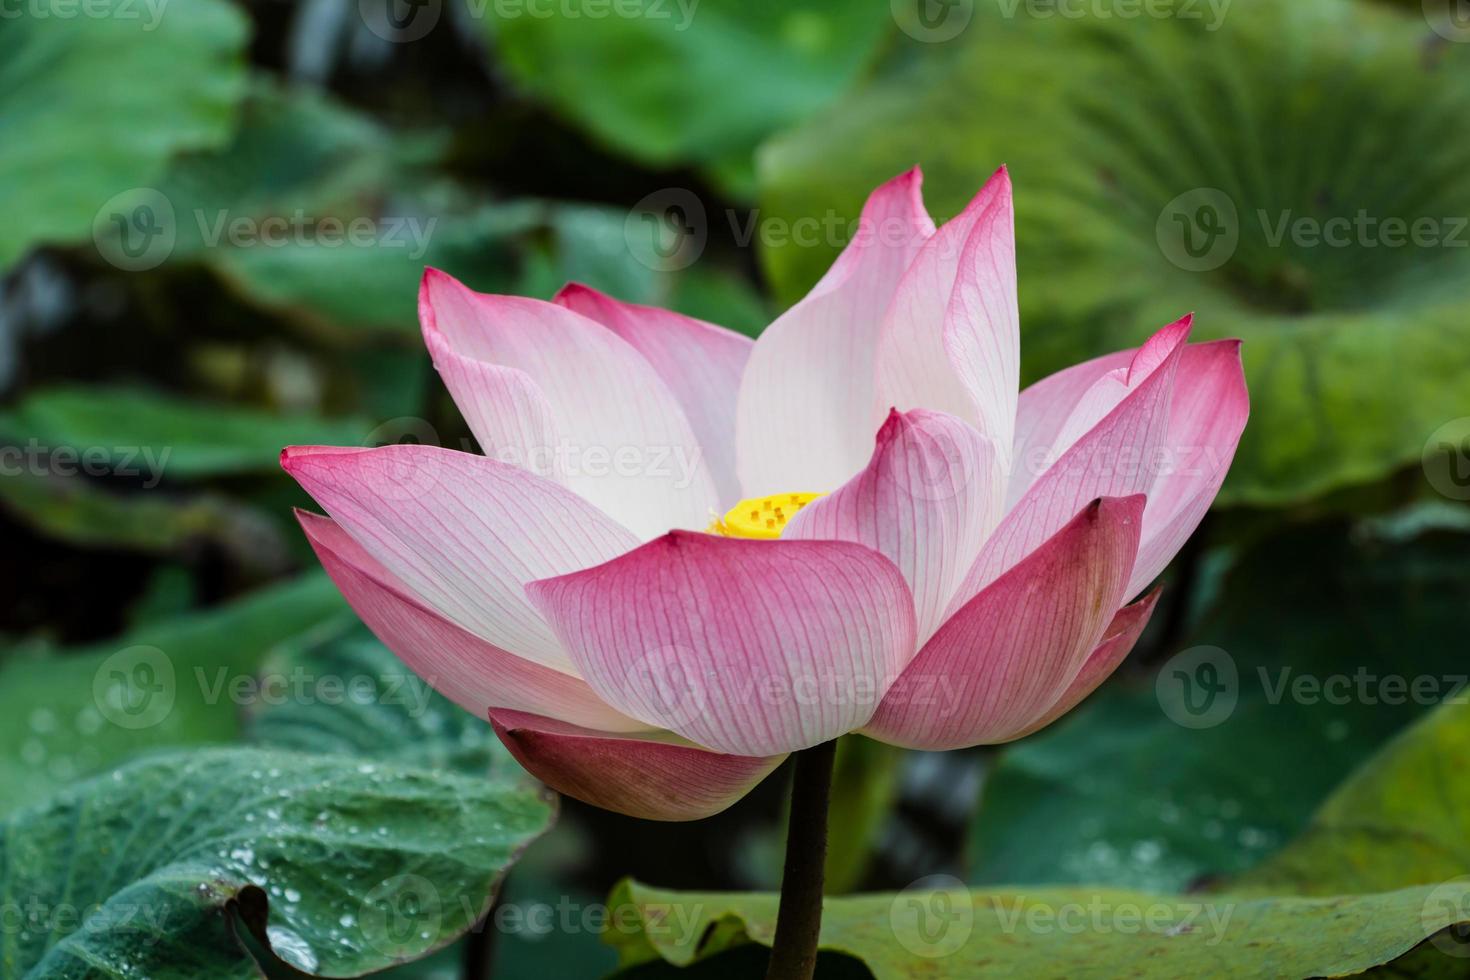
708,493 -> 823,540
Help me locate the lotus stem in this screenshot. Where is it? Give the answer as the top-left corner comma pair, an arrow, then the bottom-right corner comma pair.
765,739 -> 837,980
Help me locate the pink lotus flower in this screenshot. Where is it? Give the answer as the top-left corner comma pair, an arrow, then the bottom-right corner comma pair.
283,167 -> 1246,822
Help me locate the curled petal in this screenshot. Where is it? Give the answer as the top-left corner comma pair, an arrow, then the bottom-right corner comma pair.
1129,341 -> 1248,596
950,315 -> 1190,613
281,444 -> 639,673
785,409 -> 1003,644
554,283 -> 752,508
736,168 -> 935,496
421,268 -> 719,538
876,165 -> 1019,460
1009,348 -> 1135,509
864,495 -> 1144,751
490,709 -> 784,821
1008,588 -> 1160,741
298,511 -> 647,732
526,532 -> 918,757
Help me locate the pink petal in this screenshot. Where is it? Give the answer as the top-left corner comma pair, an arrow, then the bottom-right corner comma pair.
1009,348 -> 1135,509
420,269 -> 719,538
1128,341 -> 1248,596
525,532 -> 918,757
784,409 -> 1003,645
554,283 -> 752,508
490,708 -> 784,821
1008,588 -> 1160,740
421,327 -> 563,480
875,166 -> 1019,460
736,168 -> 935,496
299,511 -> 648,733
281,444 -> 640,673
864,495 -> 1144,750
948,316 -> 1191,614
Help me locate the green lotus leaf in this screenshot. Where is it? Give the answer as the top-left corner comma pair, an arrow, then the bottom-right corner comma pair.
245,621 -> 520,781
0,747 -> 553,978
0,385 -> 374,480
1234,694 -> 1470,896
0,0 -> 247,270
603,877 -> 1470,979
759,0 -> 1470,505
486,0 -> 890,196
0,574 -> 348,815
969,513 -> 1470,891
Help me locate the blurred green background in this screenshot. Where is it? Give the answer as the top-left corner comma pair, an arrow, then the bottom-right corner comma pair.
5,0 -> 1470,977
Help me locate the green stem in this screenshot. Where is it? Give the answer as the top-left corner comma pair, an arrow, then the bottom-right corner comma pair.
765,740 -> 837,980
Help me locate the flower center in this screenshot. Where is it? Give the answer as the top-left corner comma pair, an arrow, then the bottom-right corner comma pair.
709,493 -> 823,540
